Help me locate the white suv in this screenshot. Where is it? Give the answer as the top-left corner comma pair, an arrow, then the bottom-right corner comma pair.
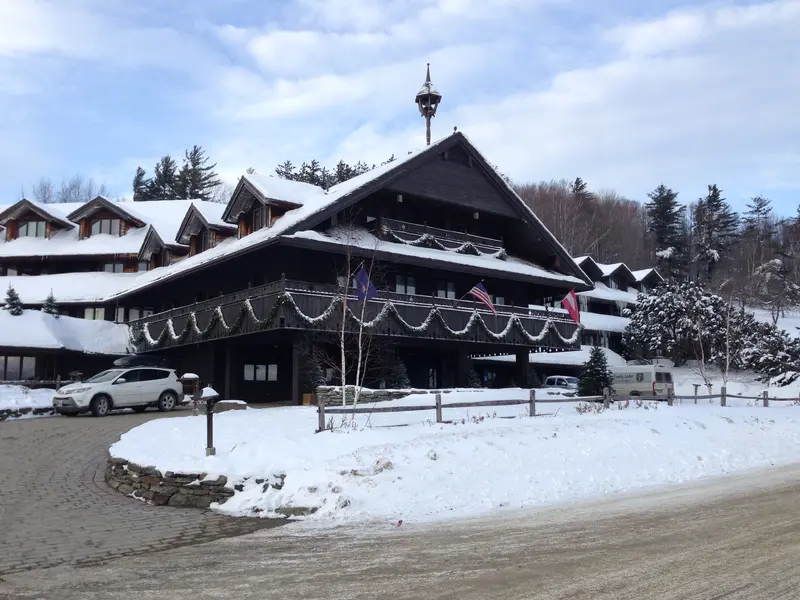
53,367 -> 185,417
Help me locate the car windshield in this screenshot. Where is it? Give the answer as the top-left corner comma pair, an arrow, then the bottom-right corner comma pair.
85,369 -> 125,383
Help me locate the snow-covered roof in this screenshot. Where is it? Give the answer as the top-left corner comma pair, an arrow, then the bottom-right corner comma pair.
474,345 -> 627,367
192,201 -> 230,229
580,311 -> 629,333
0,272 -> 142,304
631,268 -> 663,283
117,200 -> 212,248
242,174 -> 326,207
285,228 -> 587,286
0,309 -> 131,354
578,282 -> 638,304
0,200 -> 85,228
596,262 -> 624,277
0,224 -> 151,258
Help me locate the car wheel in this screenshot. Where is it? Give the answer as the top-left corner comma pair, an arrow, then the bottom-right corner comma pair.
90,395 -> 111,417
158,391 -> 177,412
132,405 -> 148,413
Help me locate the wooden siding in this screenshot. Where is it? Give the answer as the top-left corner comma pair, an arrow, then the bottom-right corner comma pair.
389,158 -> 517,218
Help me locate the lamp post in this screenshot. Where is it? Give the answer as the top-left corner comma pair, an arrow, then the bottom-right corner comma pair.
195,385 -> 220,456
415,63 -> 442,146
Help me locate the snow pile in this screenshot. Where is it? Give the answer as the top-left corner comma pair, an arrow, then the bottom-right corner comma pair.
475,345 -> 627,367
0,309 -> 132,354
111,382 -> 800,527
0,385 -> 55,411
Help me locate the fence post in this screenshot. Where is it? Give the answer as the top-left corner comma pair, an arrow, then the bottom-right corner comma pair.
693,384 -> 699,405
317,393 -> 326,433
529,389 -> 536,417
435,393 -> 442,423
763,390 -> 769,408
667,388 -> 673,407
721,386 -> 727,407
603,387 -> 610,409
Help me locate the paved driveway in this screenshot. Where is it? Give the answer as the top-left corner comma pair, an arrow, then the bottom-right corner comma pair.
0,410 -> 278,577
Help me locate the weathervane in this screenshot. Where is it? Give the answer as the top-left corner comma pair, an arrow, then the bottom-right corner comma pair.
415,63 -> 442,146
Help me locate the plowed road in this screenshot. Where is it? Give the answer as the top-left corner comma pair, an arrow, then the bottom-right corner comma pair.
3,461 -> 800,599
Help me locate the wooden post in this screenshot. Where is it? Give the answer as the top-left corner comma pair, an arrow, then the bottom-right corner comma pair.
317,393 -> 326,433
529,389 -> 536,417
721,386 -> 727,407
603,387 -> 610,409
693,384 -> 699,405
763,390 -> 769,408
435,393 -> 442,423
667,388 -> 673,407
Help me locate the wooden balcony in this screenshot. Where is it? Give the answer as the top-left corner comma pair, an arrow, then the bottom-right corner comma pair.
128,277 -> 579,352
378,217 -> 504,254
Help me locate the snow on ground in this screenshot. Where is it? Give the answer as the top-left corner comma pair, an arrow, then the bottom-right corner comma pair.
111,372 -> 800,528
752,308 -> 800,339
0,385 -> 55,412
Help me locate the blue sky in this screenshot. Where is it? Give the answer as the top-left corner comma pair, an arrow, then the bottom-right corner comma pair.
0,0 -> 798,213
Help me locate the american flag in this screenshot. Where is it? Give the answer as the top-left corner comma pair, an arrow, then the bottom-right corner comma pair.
469,282 -> 496,314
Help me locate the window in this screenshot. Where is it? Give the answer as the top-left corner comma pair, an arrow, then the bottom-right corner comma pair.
1,356 -> 29,380
579,296 -> 589,312
103,262 -> 124,273
6,267 -> 17,276
252,206 -> 266,232
267,364 -> 278,381
244,364 -> 267,381
395,275 -> 416,295
140,369 -> 169,381
428,367 -> 438,388
137,261 -> 149,272
437,281 -> 456,299
128,307 -> 141,321
19,221 -> 47,238
608,278 -> 618,290
483,370 -> 496,386
494,295 -> 505,306
83,307 -> 105,320
118,369 -> 141,383
115,307 -> 125,323
91,218 -> 121,236
200,230 -> 214,252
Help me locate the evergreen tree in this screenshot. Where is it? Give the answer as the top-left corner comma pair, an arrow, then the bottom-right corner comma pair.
299,345 -> 326,394
132,166 -> 150,201
577,346 -> 614,396
645,184 -> 687,279
466,369 -> 482,388
386,357 -> 411,389
41,290 -> 59,318
526,366 -> 541,388
692,184 -> 739,283
178,145 -> 222,201
275,157 -> 392,189
147,155 -> 180,199
3,285 -> 23,316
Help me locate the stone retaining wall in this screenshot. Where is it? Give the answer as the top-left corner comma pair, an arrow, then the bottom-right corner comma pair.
0,407 -> 56,421
315,386 -> 478,406
105,458 -> 235,509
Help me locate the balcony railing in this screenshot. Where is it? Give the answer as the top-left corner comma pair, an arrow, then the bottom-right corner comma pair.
128,277 -> 579,352
379,217 -> 503,250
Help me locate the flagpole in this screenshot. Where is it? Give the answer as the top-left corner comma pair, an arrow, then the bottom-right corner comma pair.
455,278 -> 484,308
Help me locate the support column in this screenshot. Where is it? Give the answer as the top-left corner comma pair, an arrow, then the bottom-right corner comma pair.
223,342 -> 232,400
291,337 -> 301,404
457,349 -> 472,387
515,350 -> 528,388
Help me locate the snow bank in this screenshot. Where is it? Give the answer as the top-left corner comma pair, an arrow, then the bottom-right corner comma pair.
0,309 -> 131,354
0,385 -> 55,410
474,345 -> 627,367
110,384 -> 800,527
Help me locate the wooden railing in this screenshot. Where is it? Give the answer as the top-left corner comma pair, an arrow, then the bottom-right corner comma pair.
128,276 -> 579,351
380,217 -> 503,249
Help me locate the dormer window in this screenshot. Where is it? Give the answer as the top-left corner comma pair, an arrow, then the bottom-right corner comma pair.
91,218 -> 121,236
19,221 -> 47,238
252,206 -> 266,232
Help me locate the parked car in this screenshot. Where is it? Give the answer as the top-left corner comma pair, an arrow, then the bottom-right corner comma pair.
609,365 -> 674,398
544,375 -> 579,390
53,367 -> 185,417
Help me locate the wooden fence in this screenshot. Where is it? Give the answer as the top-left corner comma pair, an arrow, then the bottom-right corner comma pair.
315,386 -> 799,432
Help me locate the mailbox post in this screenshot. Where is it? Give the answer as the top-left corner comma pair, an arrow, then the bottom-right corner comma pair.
179,373 -> 201,416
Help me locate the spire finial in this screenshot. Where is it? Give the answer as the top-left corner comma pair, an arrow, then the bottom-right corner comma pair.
426,63 -> 431,83
415,63 -> 442,146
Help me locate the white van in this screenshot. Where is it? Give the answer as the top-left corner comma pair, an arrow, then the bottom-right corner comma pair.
609,365 -> 674,397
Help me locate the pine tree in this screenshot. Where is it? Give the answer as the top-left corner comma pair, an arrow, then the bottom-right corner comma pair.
178,145 -> 222,201
132,166 -> 150,201
577,346 -> 614,396
645,184 -> 687,279
526,366 -> 541,388
692,184 -> 739,283
386,357 -> 411,389
466,369 -> 482,389
3,285 -> 23,316
41,290 -> 59,318
299,347 -> 326,394
147,155 -> 180,199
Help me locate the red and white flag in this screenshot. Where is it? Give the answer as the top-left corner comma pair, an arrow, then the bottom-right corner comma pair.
561,289 -> 580,325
